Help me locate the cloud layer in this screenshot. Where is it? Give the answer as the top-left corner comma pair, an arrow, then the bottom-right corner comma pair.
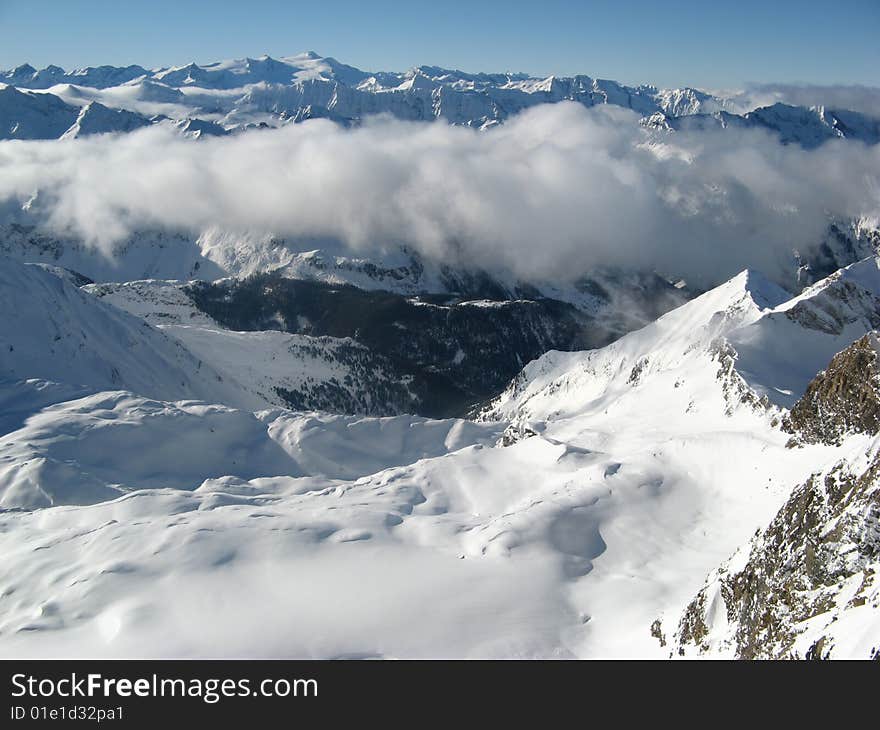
1,102 -> 878,287
730,83 -> 880,118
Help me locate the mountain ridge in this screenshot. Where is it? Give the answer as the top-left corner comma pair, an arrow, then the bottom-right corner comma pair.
1,250 -> 879,656
2,52 -> 878,146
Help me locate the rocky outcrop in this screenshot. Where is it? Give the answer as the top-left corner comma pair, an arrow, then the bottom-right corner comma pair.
783,333 -> 880,445
668,333 -> 880,659
670,454 -> 880,659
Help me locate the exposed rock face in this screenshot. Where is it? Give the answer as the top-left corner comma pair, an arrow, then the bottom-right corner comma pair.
784,333 -> 880,445
669,333 -> 880,659
710,339 -> 771,415
672,456 -> 880,659
797,221 -> 880,288
784,280 -> 880,337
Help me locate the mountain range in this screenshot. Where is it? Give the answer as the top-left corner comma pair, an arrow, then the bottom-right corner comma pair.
1,245 -> 879,657
2,52 -> 879,146
1,51 -> 879,659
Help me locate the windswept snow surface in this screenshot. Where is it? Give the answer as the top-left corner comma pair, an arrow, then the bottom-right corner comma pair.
3,259 -> 879,657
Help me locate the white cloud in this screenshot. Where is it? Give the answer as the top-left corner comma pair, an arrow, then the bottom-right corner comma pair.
0,102 -> 878,287
726,83 -> 880,118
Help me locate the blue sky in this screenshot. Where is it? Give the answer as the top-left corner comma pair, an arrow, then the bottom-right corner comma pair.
0,0 -> 877,89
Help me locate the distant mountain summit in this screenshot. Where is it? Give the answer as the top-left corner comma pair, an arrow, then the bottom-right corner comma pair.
1,52 -> 878,145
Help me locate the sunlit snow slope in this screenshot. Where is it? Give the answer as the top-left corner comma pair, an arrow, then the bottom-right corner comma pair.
2,255 -> 879,657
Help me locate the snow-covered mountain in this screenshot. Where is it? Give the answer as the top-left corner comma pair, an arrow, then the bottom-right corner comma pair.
84,279 -> 422,417
78,259 -> 687,419
0,85 -> 159,139
0,259 -> 237,405
1,63 -> 151,90
482,257 -> 880,425
642,103 -> 880,148
0,84 -> 79,139
0,211 -> 699,420
479,256 -> 880,658
1,51 -> 879,660
2,52 -> 878,145
2,242 -> 880,656
60,101 -> 153,139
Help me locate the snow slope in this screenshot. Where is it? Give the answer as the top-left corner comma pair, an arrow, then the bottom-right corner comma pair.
0,390 -> 501,510
0,258 -> 238,405
3,259 -> 877,657
0,84 -> 79,140
475,259 -> 880,657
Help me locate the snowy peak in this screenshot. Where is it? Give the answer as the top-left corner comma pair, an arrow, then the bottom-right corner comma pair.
1,63 -> 149,90
174,117 -> 228,138
484,259 -> 880,431
764,256 -> 880,341
60,101 -> 152,138
481,267 -> 791,427
689,268 -> 791,319
150,52 -> 370,89
652,102 -> 880,147
742,102 -> 880,147
2,53 -> 877,145
4,63 -> 36,82
795,254 -> 880,309
121,77 -> 186,103
642,103 -> 880,147
0,84 -> 79,139
65,64 -> 150,89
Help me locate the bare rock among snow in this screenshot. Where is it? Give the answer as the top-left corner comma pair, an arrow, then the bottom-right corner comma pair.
670,452 -> 880,659
669,333 -> 880,659
784,332 -> 880,446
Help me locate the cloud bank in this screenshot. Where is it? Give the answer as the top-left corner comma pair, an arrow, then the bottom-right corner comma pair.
0,102 -> 878,287
730,83 -> 880,118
